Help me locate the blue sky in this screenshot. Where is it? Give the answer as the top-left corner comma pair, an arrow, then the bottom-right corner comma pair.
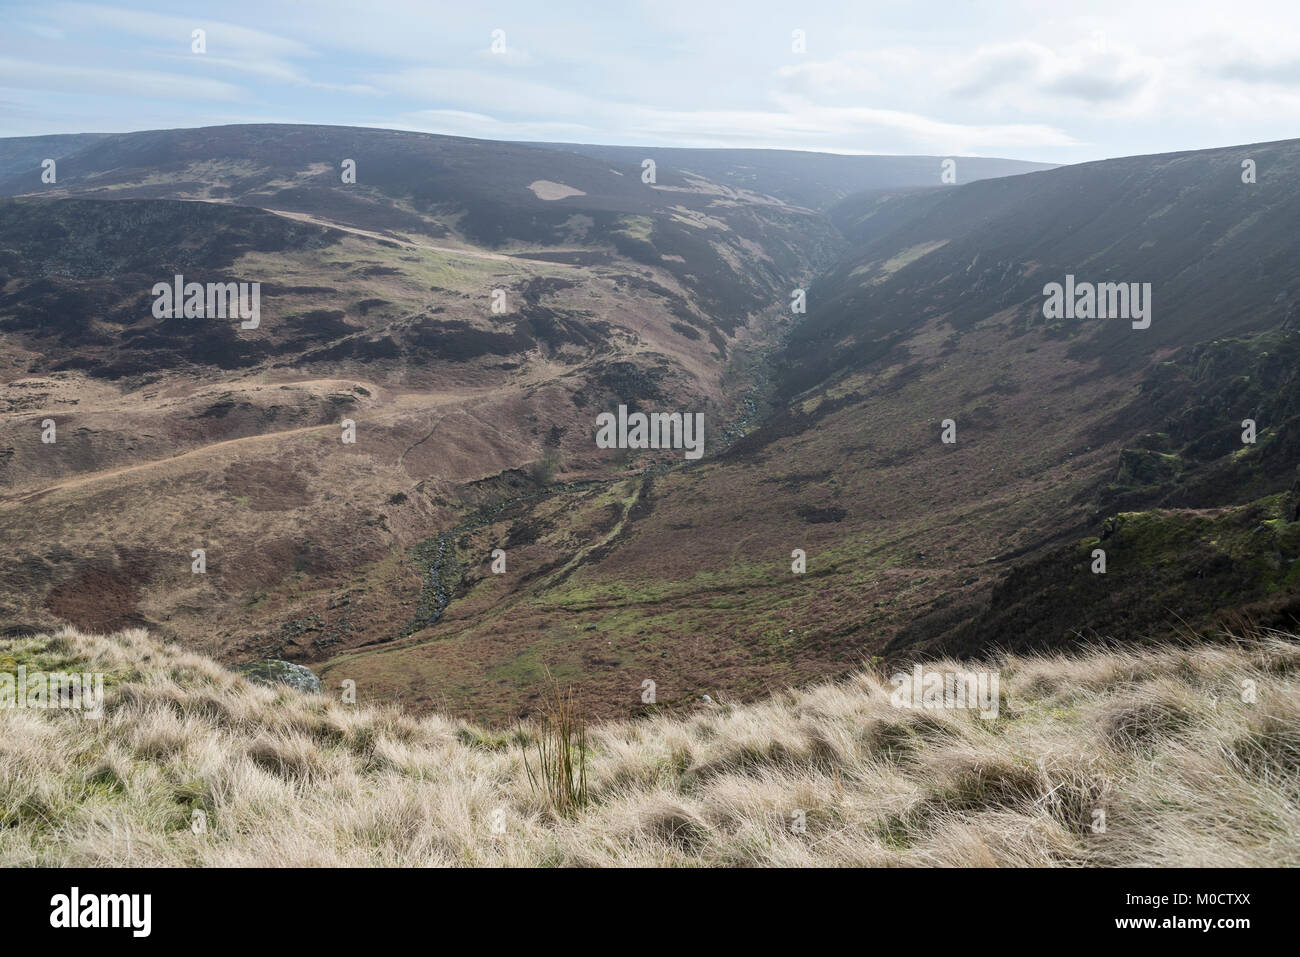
3,1 -> 1300,162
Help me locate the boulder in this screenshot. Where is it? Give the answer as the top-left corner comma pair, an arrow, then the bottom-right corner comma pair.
237,659 -> 322,694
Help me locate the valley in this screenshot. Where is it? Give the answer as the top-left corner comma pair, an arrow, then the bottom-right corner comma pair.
2,126 -> 1297,725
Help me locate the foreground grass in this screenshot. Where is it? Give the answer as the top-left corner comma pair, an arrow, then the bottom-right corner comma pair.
2,627 -> 1298,866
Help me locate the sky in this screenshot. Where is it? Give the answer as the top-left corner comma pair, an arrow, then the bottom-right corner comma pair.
2,1 -> 1300,163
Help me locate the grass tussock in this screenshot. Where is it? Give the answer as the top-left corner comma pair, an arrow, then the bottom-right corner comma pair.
521,681 -> 589,819
1,626 -> 1298,866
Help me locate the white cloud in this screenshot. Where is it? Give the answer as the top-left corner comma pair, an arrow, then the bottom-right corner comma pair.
0,55 -> 241,100
948,42 -> 1158,106
158,54 -> 379,95
55,2 -> 314,58
367,68 -> 600,117
778,50 -> 933,99
5,0 -> 1300,159
384,81 -> 1078,154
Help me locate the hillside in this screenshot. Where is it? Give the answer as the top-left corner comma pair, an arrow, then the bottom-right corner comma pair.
0,124 -> 1056,714
787,136 -> 1300,389
2,625 -> 1297,867
3,126 -> 1299,727
0,124 -> 860,657
320,137 -> 1300,721
518,142 -> 1053,210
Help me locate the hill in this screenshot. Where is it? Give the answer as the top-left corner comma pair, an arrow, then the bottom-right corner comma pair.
3,126 -> 1299,725
2,625 -> 1296,866
517,141 -> 1053,210
322,137 -> 1300,720
0,124 -> 1053,713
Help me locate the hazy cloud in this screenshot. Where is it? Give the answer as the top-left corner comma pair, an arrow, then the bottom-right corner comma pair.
0,55 -> 241,100
2,0 -> 1300,160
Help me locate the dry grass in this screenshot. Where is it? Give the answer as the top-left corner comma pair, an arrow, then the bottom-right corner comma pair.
1,626 -> 1298,866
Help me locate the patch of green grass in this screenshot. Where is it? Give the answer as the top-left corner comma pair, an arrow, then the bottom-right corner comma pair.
613,216 -> 654,242
488,638 -> 584,687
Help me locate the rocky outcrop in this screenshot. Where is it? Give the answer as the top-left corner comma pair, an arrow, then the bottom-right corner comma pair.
237,659 -> 322,694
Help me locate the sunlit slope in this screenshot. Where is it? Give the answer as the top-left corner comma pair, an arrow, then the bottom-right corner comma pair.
3,625 -> 1297,867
